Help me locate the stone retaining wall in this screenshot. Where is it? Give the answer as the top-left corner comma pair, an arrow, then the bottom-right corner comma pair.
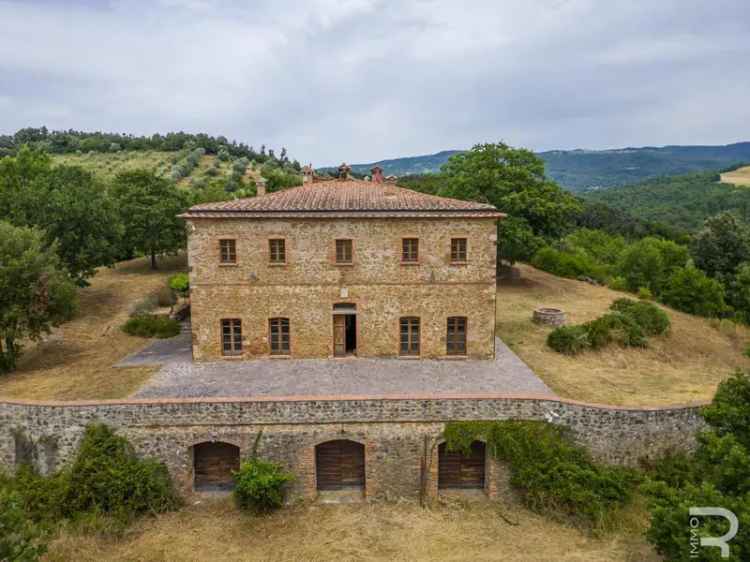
0,394 -> 707,501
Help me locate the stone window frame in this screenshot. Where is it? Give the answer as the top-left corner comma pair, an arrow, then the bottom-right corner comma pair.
334,239 -> 354,265
221,318 -> 243,356
446,316 -> 468,356
399,316 -> 421,356
450,238 -> 468,264
219,238 -> 237,265
269,317 -> 291,355
268,238 -> 287,265
401,238 -> 419,264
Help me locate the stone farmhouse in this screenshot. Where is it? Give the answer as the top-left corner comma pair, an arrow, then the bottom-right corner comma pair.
180,164 -> 505,362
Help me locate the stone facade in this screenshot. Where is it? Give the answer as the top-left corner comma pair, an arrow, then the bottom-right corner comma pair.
187,217 -> 499,360
0,395 -> 707,502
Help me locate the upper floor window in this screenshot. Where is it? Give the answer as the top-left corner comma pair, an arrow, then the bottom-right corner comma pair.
269,239 -> 286,264
219,239 -> 237,264
221,319 -> 242,356
451,238 -> 467,263
446,316 -> 467,355
399,317 -> 420,356
336,239 -> 353,264
402,238 -> 419,263
269,317 -> 290,355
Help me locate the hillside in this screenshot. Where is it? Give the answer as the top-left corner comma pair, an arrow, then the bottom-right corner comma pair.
582,169 -> 750,232
722,164 -> 750,186
344,142 -> 750,191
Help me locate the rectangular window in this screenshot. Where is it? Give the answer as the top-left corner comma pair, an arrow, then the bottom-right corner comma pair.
399,317 -> 420,356
451,238 -> 467,263
221,319 -> 242,356
269,317 -> 290,355
335,239 -> 353,264
269,239 -> 286,264
219,239 -> 237,264
447,317 -> 467,355
402,238 -> 419,263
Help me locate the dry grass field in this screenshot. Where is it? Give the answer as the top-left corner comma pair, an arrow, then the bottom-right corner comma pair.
0,255 -> 186,401
44,497 -> 657,562
720,165 -> 750,186
497,264 -> 750,406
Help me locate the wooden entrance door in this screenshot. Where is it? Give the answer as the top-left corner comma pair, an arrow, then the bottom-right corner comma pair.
438,441 -> 486,489
193,442 -> 240,491
315,440 -> 366,490
333,315 -> 347,357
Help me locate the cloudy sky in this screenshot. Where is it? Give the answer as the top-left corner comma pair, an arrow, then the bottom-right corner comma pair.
1,0 -> 748,165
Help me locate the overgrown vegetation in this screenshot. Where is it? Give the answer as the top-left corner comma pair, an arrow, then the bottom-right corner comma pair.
443,421 -> 638,529
122,315 -> 180,338
233,458 -> 294,514
547,298 -> 670,355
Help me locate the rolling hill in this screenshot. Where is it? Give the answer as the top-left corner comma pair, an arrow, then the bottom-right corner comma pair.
343,142 -> 750,192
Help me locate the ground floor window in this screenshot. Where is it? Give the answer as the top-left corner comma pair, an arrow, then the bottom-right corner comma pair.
221,319 -> 242,355
269,317 -> 290,355
446,316 -> 467,355
399,317 -> 420,356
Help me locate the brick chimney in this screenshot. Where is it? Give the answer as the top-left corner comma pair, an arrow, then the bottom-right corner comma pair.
256,177 -> 267,196
302,163 -> 314,184
371,166 -> 384,184
338,162 -> 352,180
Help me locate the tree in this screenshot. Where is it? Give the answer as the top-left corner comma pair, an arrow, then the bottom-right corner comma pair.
660,265 -> 726,317
440,142 -> 582,239
617,237 -> 689,293
0,222 -> 77,373
111,170 -> 190,269
497,217 -> 545,267
0,489 -> 47,562
0,147 -> 123,285
691,212 -> 750,279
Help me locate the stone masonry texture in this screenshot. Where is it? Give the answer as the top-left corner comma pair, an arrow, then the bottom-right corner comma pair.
187,217 -> 498,360
0,395 -> 706,501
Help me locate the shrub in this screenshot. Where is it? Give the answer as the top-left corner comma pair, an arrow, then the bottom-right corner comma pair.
531,247 -> 607,283
637,287 -> 653,300
122,315 -> 180,338
610,298 -> 670,336
0,489 -> 47,562
660,266 -> 726,317
233,458 -> 294,514
444,421 -> 638,528
547,325 -> 589,355
168,272 -> 190,296
617,237 -> 689,294
130,294 -> 158,317
608,276 -> 627,291
65,424 -> 180,519
702,371 -> 750,449
157,286 -> 176,307
585,312 -> 647,348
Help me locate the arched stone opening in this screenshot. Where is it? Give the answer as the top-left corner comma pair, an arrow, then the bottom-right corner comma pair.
315,439 -> 365,492
193,441 -> 240,492
438,440 -> 486,490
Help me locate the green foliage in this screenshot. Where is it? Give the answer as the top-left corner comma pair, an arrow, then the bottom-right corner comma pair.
691,212 -> 750,279
168,272 -> 190,296
260,162 -> 302,192
496,216 -> 545,266
562,228 -> 628,266
0,488 -> 47,562
637,287 -> 653,300
8,465 -> 69,524
546,325 -> 589,355
617,237 -> 689,294
609,298 -> 670,336
531,246 -> 607,283
111,170 -> 190,269
725,262 -> 750,323
0,222 -> 78,373
122,315 -> 180,338
233,458 -> 294,514
65,424 -> 180,519
660,266 -> 726,317
443,421 -> 637,527
702,372 -> 750,450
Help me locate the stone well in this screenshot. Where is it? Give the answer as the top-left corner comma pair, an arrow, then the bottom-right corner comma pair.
533,307 -> 566,326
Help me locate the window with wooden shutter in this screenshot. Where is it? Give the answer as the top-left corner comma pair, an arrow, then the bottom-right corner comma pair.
402,238 -> 419,263
269,317 -> 290,355
221,319 -> 242,355
450,238 -> 467,263
335,239 -> 353,264
447,316 -> 467,355
399,317 -> 420,356
269,239 -> 286,264
219,239 -> 237,264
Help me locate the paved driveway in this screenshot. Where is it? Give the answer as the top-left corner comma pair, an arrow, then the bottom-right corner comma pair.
128,338 -> 555,399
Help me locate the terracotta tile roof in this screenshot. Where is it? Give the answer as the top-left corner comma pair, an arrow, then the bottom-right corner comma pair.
181,179 -> 504,219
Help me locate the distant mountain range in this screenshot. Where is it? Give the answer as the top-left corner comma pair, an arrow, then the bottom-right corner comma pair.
336,142 -> 750,192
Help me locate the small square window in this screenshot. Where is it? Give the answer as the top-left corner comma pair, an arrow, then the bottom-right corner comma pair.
336,239 -> 353,264
221,319 -> 242,355
220,239 -> 237,264
451,238 -> 467,263
402,238 -> 419,263
269,239 -> 286,264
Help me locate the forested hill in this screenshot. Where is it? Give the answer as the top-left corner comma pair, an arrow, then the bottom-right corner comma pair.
345,142 -> 750,191
582,168 -> 750,232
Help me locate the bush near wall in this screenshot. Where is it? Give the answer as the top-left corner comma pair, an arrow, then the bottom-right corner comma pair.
233,458 -> 294,514
122,315 -> 180,338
